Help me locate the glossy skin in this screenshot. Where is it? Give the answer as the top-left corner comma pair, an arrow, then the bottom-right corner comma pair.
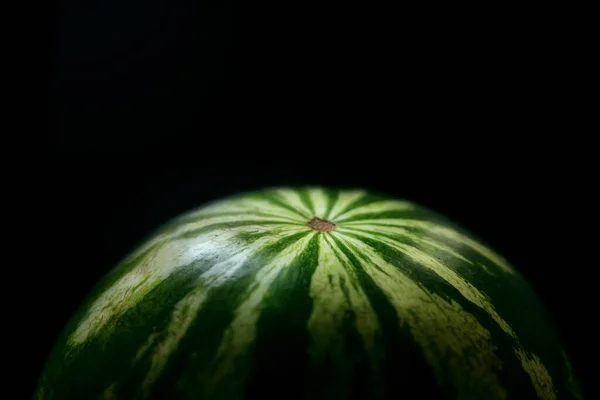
37,188 -> 582,399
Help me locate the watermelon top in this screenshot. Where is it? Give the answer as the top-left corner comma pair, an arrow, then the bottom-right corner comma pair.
37,187 -> 582,400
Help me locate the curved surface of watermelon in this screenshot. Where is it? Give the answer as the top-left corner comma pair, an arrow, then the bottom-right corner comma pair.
37,187 -> 582,399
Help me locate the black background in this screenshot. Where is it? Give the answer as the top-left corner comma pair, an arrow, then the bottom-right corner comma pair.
39,0 -> 592,398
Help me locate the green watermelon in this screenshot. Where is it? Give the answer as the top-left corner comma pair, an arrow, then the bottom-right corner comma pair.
36,187 -> 582,399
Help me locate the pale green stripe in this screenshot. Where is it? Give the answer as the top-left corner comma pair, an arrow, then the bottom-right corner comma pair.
178,197 -> 308,224
327,190 -> 367,221
307,235 -> 379,361
337,229 -> 516,338
177,211 -> 306,225
333,232 -> 508,399
338,230 -> 556,398
204,231 -> 317,392
141,286 -> 209,397
133,215 -> 304,256
68,236 -> 191,348
272,188 -> 313,219
176,213 -> 305,234
515,349 -> 557,400
139,229 -> 313,396
69,225 -> 306,348
342,219 -> 515,274
307,188 -> 330,219
338,225 -> 473,266
334,200 -> 414,222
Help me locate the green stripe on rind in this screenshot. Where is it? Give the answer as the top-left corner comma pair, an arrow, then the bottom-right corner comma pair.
327,189 -> 366,220
297,188 -> 317,216
40,264 -> 208,399
130,215 -> 306,257
334,230 -> 560,399
332,232 -> 515,398
174,195 -> 307,224
213,232 -> 321,400
194,231 -> 317,398
175,211 -> 306,225
337,222 -> 567,388
308,234 -> 380,359
334,200 -> 415,223
337,229 -> 516,337
248,191 -> 312,219
176,220 -> 304,240
327,234 -> 446,399
341,219 -> 515,274
323,188 -> 340,220
330,192 -> 389,220
307,187 -> 330,219
338,225 -> 473,265
41,230 -> 314,399
274,188 -> 315,218
67,225 -> 308,348
149,229 -> 314,399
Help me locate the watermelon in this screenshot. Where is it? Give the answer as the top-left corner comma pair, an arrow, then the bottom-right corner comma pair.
36,187 -> 582,399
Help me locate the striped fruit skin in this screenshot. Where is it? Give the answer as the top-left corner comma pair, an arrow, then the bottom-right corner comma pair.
37,187 -> 581,400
